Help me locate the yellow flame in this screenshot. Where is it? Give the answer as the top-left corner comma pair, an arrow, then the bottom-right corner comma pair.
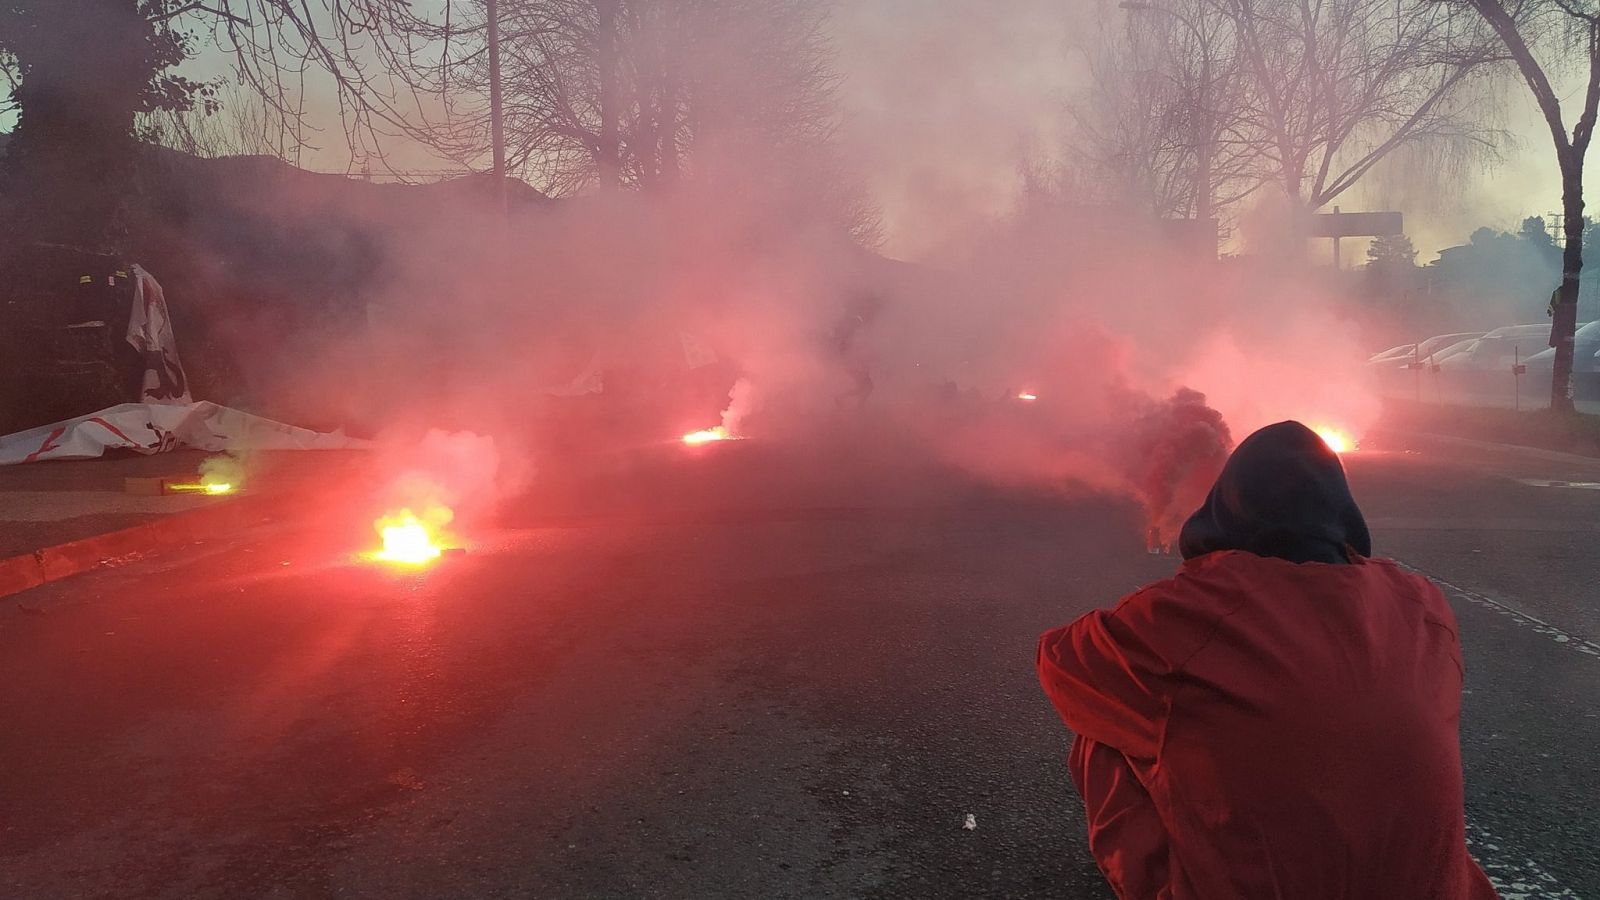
1315,428 -> 1354,454
167,481 -> 234,494
372,508 -> 446,565
682,426 -> 733,445
1017,392 -> 1039,401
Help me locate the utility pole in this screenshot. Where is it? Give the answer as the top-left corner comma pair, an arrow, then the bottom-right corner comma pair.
1547,212 -> 1566,248
1332,207 -> 1341,269
487,0 -> 507,217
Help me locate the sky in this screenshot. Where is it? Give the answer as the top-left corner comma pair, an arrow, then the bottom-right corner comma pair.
830,0 -> 1086,259
1,0 -> 1595,261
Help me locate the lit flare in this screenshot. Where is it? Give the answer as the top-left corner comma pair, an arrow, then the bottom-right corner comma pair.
1017,392 -> 1039,402
1314,428 -> 1355,454
166,481 -> 235,495
682,426 -> 735,445
372,508 -> 446,565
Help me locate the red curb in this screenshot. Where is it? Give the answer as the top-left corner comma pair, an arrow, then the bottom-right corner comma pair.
0,492 -> 287,601
37,519 -> 166,580
0,552 -> 46,596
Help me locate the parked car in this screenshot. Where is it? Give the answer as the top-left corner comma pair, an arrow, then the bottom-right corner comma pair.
1433,325 -> 1554,407
1436,325 -> 1553,371
1368,332 -> 1484,372
1368,343 -> 1416,363
1416,332 -> 1486,361
1522,320 -> 1600,402
1423,338 -> 1483,366
1521,320 -> 1600,372
1368,331 -> 1484,399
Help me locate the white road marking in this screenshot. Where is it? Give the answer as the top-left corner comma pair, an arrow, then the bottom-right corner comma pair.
1397,562 -> 1600,661
1395,557 -> 1593,890
1512,478 -> 1600,490
1466,822 -> 1585,899
1392,567 -> 1594,896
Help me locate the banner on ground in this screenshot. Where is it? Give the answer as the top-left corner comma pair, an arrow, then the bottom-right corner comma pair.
0,402 -> 368,465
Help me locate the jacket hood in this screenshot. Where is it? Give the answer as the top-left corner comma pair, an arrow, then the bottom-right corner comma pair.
1178,421 -> 1371,564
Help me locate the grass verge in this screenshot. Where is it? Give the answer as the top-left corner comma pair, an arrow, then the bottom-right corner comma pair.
1378,400 -> 1600,458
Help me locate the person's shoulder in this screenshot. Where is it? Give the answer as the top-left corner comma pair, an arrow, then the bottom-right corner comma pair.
1110,553 -> 1253,622
1361,557 -> 1457,620
1175,549 -> 1246,576
1088,555 -> 1262,671
1168,549 -> 1274,598
1170,550 -> 1429,613
1108,568 -> 1192,612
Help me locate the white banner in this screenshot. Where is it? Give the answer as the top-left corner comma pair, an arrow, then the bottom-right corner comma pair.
127,265 -> 192,405
0,402 -> 368,465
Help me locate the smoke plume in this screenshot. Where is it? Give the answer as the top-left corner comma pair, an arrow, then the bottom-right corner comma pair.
1116,388 -> 1233,550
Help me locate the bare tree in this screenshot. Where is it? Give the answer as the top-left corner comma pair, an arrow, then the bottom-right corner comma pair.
415,0 -> 842,197
1067,18 -> 1199,217
3,0 -> 875,243
180,0 -> 461,168
1,0 -> 474,249
382,0 -> 873,237
1453,0 -> 1597,409
1213,0 -> 1506,212
1074,0 -> 1507,231
137,81 -> 282,159
1070,0 -> 1260,225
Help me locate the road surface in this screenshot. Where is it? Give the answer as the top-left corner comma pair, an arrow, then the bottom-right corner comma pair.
1,434 -> 1596,899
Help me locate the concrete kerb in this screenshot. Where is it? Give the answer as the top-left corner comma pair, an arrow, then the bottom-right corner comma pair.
0,489 -> 292,601
1390,430 -> 1600,468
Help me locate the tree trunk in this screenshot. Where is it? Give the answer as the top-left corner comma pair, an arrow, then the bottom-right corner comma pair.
657,76 -> 680,185
487,0 -> 506,214
1550,158 -> 1585,412
594,0 -> 623,191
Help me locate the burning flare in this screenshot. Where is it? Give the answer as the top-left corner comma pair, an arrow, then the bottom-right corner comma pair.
199,450 -> 248,494
165,481 -> 235,495
372,508 -> 447,565
1017,391 -> 1039,402
682,426 -> 736,445
1314,428 -> 1355,454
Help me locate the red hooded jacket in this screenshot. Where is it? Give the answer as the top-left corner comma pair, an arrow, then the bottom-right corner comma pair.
1038,551 -> 1496,900
1038,423 -> 1496,899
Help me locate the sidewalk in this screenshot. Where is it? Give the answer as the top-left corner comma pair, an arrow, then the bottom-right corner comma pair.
0,449 -> 370,597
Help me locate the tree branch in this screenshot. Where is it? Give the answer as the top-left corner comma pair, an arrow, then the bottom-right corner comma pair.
151,2 -> 248,26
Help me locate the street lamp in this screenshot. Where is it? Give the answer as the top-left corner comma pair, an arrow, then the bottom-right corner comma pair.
1119,0 -> 1215,246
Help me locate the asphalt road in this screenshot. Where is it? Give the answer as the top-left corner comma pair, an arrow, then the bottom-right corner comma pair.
1,434 -> 1597,899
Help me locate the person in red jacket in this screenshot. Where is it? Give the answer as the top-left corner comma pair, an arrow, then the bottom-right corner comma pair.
1037,421 -> 1497,899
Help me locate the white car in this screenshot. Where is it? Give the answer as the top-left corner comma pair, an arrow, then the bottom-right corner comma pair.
1426,338 -> 1480,365
1521,321 -> 1600,373
1434,325 -> 1551,371
1368,343 -> 1416,364
1431,325 -> 1555,407
1369,332 -> 1484,370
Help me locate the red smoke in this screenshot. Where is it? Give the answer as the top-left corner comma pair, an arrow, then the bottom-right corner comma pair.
1115,388 -> 1233,551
